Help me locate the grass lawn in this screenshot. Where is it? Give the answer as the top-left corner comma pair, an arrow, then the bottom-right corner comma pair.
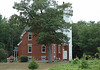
0,61 -> 67,70
49,59 -> 100,70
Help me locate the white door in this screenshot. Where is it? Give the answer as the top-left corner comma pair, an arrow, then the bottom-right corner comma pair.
63,51 -> 67,59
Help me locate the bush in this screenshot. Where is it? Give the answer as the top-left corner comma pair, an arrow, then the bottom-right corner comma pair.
71,57 -> 80,64
79,58 -> 88,69
10,60 -> 14,63
20,55 -> 28,62
0,48 -> 8,62
0,59 -> 7,62
95,53 -> 99,58
28,58 -> 39,70
97,47 -> 100,58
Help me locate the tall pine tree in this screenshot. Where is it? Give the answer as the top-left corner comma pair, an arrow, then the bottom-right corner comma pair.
13,0 -> 72,62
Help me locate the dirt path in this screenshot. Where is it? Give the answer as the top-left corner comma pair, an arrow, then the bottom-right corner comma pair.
0,61 -> 67,70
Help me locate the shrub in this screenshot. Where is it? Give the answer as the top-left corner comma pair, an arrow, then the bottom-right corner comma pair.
28,57 -> 39,70
0,59 -> 7,62
95,53 -> 99,58
85,55 -> 93,60
71,57 -> 80,64
10,60 -> 14,63
0,48 -> 8,62
20,55 -> 28,62
97,47 -> 100,58
79,58 -> 88,69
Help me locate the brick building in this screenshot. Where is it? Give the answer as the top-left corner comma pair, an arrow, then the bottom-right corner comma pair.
18,30 -> 69,61
17,5 -> 72,61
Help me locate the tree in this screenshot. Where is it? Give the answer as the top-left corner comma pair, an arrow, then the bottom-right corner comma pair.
72,21 -> 85,58
8,14 -> 25,51
72,21 -> 100,57
97,47 -> 100,58
0,14 -> 23,56
0,17 -> 12,55
13,0 -> 72,62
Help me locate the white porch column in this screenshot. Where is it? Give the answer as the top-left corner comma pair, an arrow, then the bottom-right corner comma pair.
16,51 -> 17,61
14,50 -> 15,61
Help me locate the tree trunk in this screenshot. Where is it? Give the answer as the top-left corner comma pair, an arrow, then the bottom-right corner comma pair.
47,42 -> 52,63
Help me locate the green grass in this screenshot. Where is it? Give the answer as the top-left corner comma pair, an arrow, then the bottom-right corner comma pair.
49,59 -> 100,70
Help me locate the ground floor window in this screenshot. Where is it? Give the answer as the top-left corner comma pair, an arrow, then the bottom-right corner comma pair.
28,56 -> 32,62
58,44 -> 61,53
41,56 -> 46,61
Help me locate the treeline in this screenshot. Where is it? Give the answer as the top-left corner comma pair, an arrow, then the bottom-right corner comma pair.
0,13 -> 100,61
0,14 -> 24,61
72,21 -> 100,58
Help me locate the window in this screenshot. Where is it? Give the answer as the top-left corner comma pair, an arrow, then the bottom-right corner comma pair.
58,44 -> 61,53
54,56 -> 55,60
28,32 -> 32,41
41,56 -> 46,61
28,56 -> 32,62
28,44 -> 32,53
41,45 -> 46,53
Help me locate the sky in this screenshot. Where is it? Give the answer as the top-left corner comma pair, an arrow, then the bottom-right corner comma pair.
0,0 -> 100,22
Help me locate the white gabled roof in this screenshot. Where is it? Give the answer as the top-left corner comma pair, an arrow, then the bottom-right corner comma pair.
20,26 -> 31,39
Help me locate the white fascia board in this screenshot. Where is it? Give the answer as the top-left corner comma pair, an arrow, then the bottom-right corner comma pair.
17,41 -> 22,46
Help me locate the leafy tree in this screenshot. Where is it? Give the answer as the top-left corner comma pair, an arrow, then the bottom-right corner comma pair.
72,21 -> 100,57
97,47 -> 100,58
0,42 -> 5,49
0,14 -> 2,23
72,22 -> 83,58
0,48 -> 8,61
0,17 -> 12,55
0,14 -> 23,56
8,14 -> 24,50
13,0 -> 72,62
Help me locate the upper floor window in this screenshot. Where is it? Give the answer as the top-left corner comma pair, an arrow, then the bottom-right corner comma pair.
58,44 -> 61,53
28,44 -> 32,53
28,32 -> 32,41
41,45 -> 46,53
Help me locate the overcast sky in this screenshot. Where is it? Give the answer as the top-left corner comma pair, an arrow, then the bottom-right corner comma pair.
0,0 -> 100,22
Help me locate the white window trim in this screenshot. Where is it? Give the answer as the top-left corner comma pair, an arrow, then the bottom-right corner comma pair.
58,44 -> 61,54
54,56 -> 55,60
28,44 -> 32,53
41,45 -> 46,53
28,32 -> 32,41
54,44 -> 55,53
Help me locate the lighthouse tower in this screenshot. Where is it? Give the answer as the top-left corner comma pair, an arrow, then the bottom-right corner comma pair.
63,4 -> 72,61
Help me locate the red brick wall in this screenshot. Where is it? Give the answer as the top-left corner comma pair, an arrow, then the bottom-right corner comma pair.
18,32 -> 69,61
57,45 -> 69,60
18,32 -> 48,60
51,44 -> 58,61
